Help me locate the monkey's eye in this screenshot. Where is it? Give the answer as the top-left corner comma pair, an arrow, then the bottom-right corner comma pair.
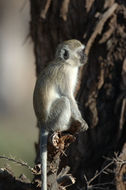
63,49 -> 69,60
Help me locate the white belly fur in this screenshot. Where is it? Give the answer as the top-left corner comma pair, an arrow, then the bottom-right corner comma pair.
68,67 -> 78,94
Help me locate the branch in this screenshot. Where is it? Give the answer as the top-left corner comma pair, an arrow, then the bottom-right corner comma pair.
0,168 -> 34,190
0,155 -> 33,173
60,0 -> 70,21
84,160 -> 114,189
57,166 -> 75,187
40,0 -> 52,19
85,3 -> 118,55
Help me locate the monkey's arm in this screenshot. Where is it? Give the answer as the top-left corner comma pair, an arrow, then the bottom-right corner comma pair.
67,96 -> 88,131
68,96 -> 82,119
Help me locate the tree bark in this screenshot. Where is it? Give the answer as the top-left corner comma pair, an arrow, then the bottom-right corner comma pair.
30,0 -> 126,190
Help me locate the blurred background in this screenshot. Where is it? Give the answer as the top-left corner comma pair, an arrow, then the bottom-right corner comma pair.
0,0 -> 37,179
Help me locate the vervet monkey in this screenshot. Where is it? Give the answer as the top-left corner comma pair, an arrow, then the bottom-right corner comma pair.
33,39 -> 88,190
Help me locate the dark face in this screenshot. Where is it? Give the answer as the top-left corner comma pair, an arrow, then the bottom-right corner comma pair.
78,49 -> 87,65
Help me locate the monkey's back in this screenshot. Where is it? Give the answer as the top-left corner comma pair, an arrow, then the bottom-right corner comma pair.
33,62 -> 66,122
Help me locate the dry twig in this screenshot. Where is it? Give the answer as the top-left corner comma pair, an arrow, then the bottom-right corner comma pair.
0,155 -> 33,173
84,160 -> 114,189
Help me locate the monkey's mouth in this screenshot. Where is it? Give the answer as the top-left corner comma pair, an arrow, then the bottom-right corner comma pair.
80,53 -> 87,65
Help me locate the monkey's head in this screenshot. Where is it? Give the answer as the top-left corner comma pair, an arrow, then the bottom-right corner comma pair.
55,39 -> 87,67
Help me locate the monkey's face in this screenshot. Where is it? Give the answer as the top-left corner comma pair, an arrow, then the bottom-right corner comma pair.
55,39 -> 87,67
77,47 -> 87,66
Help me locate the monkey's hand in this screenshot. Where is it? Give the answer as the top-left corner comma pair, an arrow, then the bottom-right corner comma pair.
68,97 -> 88,132
79,118 -> 88,132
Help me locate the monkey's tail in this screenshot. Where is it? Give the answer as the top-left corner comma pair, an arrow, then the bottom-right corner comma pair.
40,127 -> 49,190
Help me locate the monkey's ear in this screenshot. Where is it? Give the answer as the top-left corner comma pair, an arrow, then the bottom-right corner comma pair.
62,49 -> 69,60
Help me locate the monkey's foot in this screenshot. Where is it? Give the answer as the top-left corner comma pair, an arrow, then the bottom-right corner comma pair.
70,118 -> 88,134
49,132 -> 60,148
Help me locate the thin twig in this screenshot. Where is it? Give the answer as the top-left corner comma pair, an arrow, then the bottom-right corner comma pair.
84,160 -> 114,187
88,161 -> 114,185
93,181 -> 114,187
0,155 -> 33,173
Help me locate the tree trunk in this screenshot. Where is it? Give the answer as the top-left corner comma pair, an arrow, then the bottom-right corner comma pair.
30,0 -> 126,190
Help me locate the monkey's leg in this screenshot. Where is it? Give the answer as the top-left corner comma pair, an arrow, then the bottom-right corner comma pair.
47,96 -> 71,132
